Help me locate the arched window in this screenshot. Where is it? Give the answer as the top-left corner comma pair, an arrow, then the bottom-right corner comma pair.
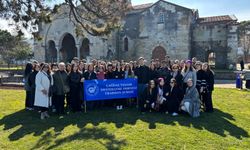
47,40 -> 57,63
208,52 -> 216,67
124,37 -> 128,51
80,38 -> 90,59
158,13 -> 165,24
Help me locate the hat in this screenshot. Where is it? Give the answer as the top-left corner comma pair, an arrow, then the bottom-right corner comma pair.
185,60 -> 192,64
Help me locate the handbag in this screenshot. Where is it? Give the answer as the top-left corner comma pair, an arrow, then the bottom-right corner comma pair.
59,72 -> 70,93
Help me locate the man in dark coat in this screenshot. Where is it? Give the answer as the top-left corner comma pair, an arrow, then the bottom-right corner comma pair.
53,62 -> 69,115
134,57 -> 150,109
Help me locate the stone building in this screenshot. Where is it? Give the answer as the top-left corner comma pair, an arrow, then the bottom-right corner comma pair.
34,0 -> 238,69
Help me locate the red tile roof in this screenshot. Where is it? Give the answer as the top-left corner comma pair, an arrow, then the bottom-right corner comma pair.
198,15 -> 237,24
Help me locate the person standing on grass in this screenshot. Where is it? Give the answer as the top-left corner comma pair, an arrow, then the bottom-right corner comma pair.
82,63 -> 97,110
24,62 -> 33,110
68,64 -> 82,112
53,62 -> 69,115
34,63 -> 53,120
181,60 -> 197,91
134,57 -> 150,110
180,78 -> 200,118
202,63 -> 214,112
28,63 -> 40,110
50,63 -> 58,113
240,58 -> 244,71
195,61 -> 207,108
114,62 -> 125,110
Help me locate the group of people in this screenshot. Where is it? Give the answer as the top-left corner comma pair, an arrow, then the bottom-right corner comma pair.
23,56 -> 214,119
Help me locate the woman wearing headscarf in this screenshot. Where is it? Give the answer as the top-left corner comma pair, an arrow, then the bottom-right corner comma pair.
180,78 -> 200,118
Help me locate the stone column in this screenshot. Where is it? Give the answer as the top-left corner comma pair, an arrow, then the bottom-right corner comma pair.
76,44 -> 81,59
56,45 -> 60,63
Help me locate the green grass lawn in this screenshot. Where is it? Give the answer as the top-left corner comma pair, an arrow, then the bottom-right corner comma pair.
0,88 -> 250,150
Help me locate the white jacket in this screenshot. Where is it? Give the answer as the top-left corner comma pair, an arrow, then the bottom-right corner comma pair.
34,71 -> 53,108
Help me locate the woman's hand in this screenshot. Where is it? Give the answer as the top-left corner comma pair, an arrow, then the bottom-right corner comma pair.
41,89 -> 47,95
80,78 -> 85,82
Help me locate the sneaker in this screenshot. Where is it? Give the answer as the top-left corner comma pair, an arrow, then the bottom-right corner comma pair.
120,105 -> 123,110
172,112 -> 178,116
116,106 -> 120,110
40,112 -> 45,120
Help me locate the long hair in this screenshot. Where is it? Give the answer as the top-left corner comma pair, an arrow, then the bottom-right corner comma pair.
24,63 -> 33,77
41,63 -> 51,75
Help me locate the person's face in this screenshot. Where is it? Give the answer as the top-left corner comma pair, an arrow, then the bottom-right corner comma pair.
79,63 -> 84,70
150,81 -> 155,88
139,59 -> 144,65
202,64 -> 208,71
67,65 -> 71,71
196,65 -> 201,70
59,64 -> 65,71
43,66 -> 49,72
35,65 -> 40,71
172,66 -> 178,72
187,80 -> 193,87
170,80 -> 175,87
160,80 -> 164,86
108,66 -> 112,71
89,65 -> 94,71
52,66 -> 58,71
99,67 -> 104,72
186,63 -> 191,68
73,65 -> 78,72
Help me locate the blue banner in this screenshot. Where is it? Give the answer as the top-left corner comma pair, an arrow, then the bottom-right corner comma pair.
84,78 -> 138,101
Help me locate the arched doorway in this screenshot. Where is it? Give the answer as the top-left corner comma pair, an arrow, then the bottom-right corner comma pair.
208,52 -> 216,68
80,38 -> 90,59
124,37 -> 128,51
152,46 -> 166,61
46,40 -> 57,63
60,33 -> 77,62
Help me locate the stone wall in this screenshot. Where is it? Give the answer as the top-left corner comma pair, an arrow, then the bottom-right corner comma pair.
192,23 -> 236,69
120,1 -> 193,62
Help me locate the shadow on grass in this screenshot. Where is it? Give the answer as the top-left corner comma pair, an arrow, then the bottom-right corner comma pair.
0,108 -> 249,149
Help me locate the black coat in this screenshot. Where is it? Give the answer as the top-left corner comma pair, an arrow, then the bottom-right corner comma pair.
166,86 -> 183,113
83,71 -> 97,80
105,71 -> 115,79
69,71 -> 82,88
142,87 -> 158,104
149,69 -> 158,81
204,70 -> 214,92
114,70 -> 125,79
28,71 -> 38,89
134,65 -> 150,84
196,70 -> 207,92
171,71 -> 183,89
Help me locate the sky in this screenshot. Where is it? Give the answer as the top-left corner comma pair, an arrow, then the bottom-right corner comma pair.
1,0 -> 250,38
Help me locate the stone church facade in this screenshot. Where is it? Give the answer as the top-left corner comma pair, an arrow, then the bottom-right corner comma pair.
34,0 -> 238,69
